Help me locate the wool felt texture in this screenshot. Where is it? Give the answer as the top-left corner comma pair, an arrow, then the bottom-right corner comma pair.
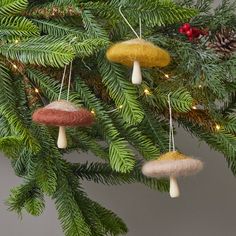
32,100 -> 94,127
142,151 -> 203,178
106,38 -> 171,68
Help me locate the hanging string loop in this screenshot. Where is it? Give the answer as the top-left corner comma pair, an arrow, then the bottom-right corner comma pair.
119,6 -> 140,39
58,66 -> 67,101
67,62 -> 73,101
168,93 -> 176,152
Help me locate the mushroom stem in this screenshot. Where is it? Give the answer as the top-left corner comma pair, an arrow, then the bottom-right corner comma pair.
57,126 -> 67,149
132,60 -> 142,84
169,177 -> 180,198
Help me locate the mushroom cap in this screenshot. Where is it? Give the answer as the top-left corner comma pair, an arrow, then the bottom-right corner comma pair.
142,151 -> 203,178
32,100 -> 94,127
106,38 -> 171,68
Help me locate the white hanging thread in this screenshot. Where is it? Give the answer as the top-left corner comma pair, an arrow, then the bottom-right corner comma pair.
139,14 -> 142,39
67,62 -> 73,101
58,62 -> 73,101
58,66 -> 67,101
119,6 -> 140,39
168,93 -> 175,152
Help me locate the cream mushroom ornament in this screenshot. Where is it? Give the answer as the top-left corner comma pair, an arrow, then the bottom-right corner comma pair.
142,151 -> 203,198
142,93 -> 203,198
106,7 -> 171,85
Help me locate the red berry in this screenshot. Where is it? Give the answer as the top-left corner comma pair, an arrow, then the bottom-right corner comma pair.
192,27 -> 201,38
186,29 -> 193,37
182,23 -> 191,32
178,27 -> 184,34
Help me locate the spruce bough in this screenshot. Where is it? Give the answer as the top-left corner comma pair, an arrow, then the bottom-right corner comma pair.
0,0 -> 236,235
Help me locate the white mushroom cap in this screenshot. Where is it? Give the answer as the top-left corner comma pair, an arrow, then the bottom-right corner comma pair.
142,151 -> 203,178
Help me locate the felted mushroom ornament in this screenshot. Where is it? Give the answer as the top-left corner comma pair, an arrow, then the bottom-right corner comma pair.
32,63 -> 94,149
142,93 -> 203,198
32,100 -> 94,149
142,151 -> 203,198
106,6 -> 171,85
106,38 -> 171,84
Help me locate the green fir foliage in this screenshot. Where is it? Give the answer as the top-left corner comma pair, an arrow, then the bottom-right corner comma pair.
0,0 -> 236,235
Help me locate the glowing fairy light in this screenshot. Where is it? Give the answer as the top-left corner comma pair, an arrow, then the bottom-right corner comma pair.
164,74 -> 169,79
144,89 -> 150,95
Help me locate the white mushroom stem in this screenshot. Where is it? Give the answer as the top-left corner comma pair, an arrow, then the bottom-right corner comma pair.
132,61 -> 142,84
57,126 -> 67,149
169,177 -> 180,198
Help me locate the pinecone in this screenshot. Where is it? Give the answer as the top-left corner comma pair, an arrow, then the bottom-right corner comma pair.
208,28 -> 236,56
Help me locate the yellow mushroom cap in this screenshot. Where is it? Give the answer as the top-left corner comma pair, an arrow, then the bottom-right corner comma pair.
106,38 -> 171,68
142,151 -> 203,178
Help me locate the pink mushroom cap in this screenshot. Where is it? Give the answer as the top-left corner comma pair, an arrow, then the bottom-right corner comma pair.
32,100 -> 94,127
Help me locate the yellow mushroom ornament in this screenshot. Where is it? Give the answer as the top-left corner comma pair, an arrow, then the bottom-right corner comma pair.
106,38 -> 171,84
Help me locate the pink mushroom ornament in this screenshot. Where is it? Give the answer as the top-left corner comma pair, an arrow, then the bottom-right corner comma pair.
32,100 -> 94,149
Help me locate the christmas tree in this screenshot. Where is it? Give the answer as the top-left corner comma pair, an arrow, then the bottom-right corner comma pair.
1,0 -> 236,235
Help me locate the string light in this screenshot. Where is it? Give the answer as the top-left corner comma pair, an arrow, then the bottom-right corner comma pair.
91,110 -> 95,115
198,85 -> 202,88
216,124 -> 221,131
144,89 -> 150,95
164,74 -> 169,79
12,64 -> 18,69
192,105 -> 197,110
35,88 -> 39,93
107,104 -> 124,113
14,39 -> 19,44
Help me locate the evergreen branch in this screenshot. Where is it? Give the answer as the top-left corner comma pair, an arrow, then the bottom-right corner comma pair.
140,111 -> 169,153
72,162 -> 169,192
179,120 -> 236,175
74,38 -> 109,57
0,63 -> 40,152
0,136 -> 23,158
110,111 -> 160,160
26,68 -> 62,101
63,167 -> 128,236
68,129 -> 109,160
0,36 -> 75,67
223,114 -> 236,134
0,0 -> 28,16
75,78 -> 135,173
7,180 -> 45,216
35,156 -> 57,195
89,200 -> 128,236
81,9 -> 108,39
154,87 -> 194,112
32,19 -> 84,38
118,0 -> 197,27
0,106 -> 40,152
99,58 -> 144,124
53,174 -> 92,236
0,16 -> 39,40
